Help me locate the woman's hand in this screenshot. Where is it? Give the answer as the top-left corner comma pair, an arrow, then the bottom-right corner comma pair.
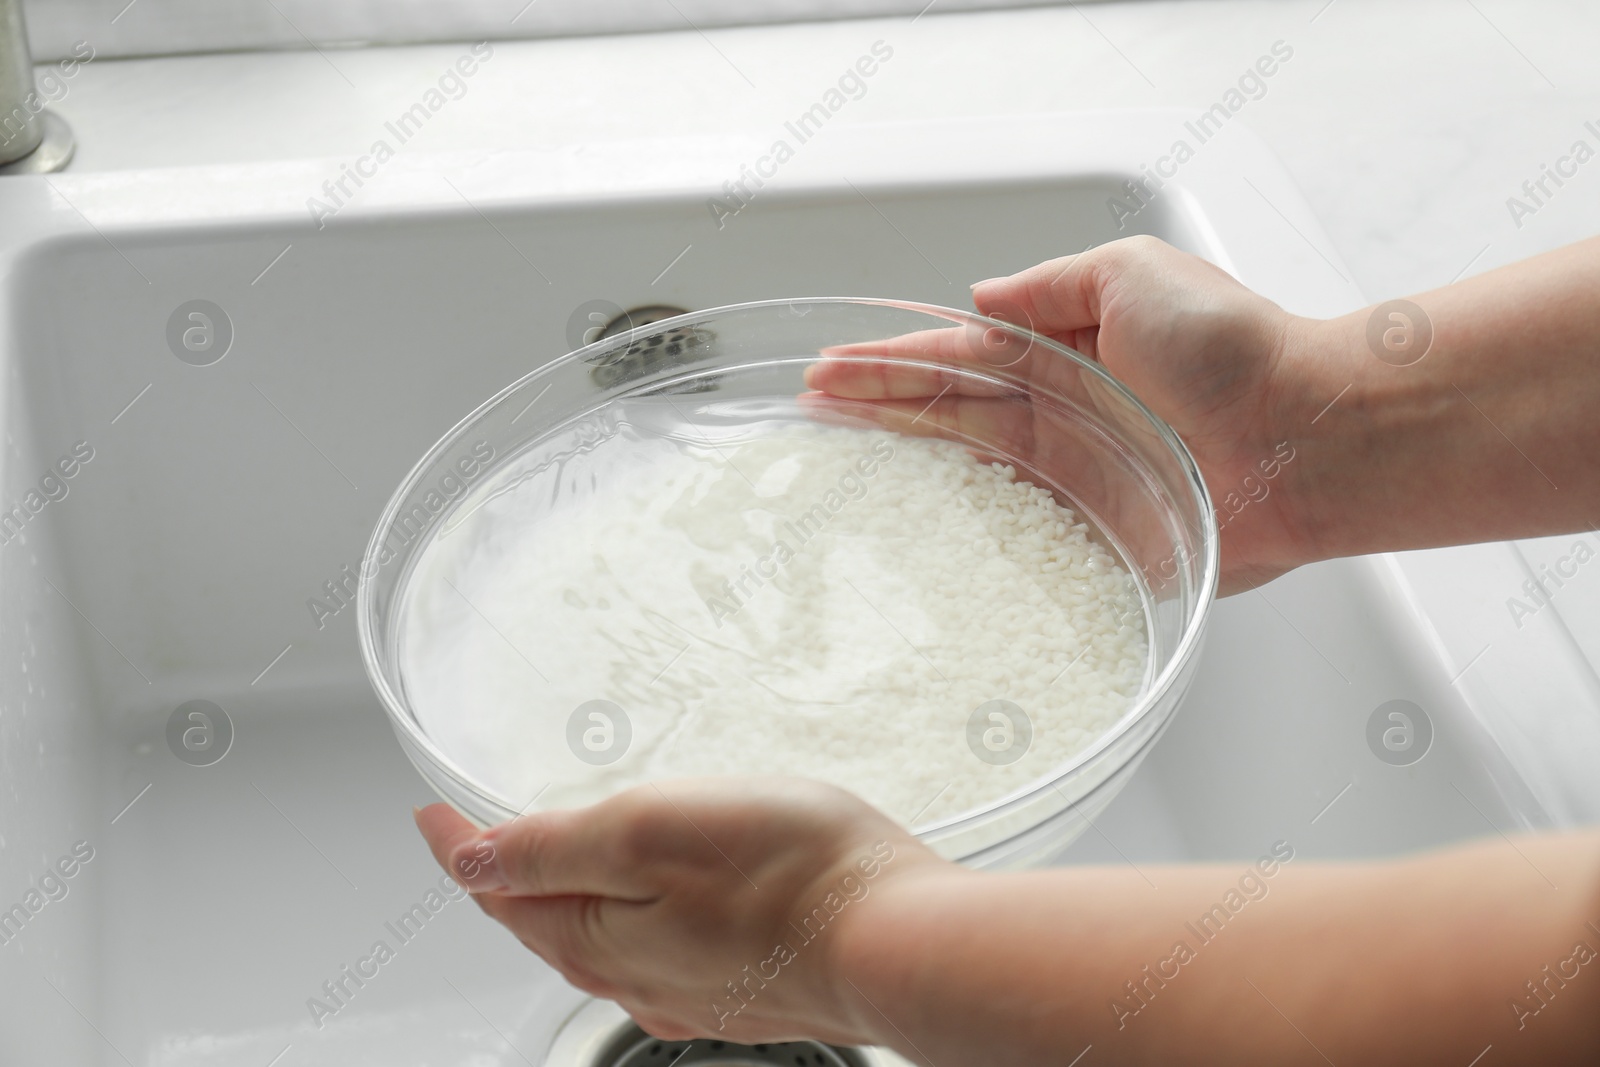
418,785 -> 1600,1066
410,236 -> 1600,1066
415,777 -> 951,1044
805,235 -> 1336,592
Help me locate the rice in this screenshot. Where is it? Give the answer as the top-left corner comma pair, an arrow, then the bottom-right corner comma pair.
398,414 -> 1148,827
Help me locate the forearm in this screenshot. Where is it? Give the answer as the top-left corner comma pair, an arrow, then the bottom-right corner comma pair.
1284,237 -> 1600,563
831,832 -> 1600,1066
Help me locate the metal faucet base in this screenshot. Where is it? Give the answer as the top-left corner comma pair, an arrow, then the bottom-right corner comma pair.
0,109 -> 75,174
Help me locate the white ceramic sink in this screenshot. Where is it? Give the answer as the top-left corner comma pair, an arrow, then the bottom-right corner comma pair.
0,111 -> 1577,1065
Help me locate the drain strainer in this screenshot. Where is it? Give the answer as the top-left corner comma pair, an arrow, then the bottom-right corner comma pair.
605,1029 -> 862,1067
591,305 -> 692,345
583,305 -> 719,393
547,999 -> 912,1067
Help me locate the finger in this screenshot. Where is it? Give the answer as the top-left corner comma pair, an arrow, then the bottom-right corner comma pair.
793,391 -> 901,430
473,895 -> 649,1004
802,350 -> 960,400
803,326 -> 1036,400
475,893 -> 600,966
477,894 -> 595,956
796,392 -> 1033,464
441,801 -> 661,902
971,249 -> 1100,332
1070,324 -> 1101,363
971,239 -> 1169,334
414,803 -> 490,885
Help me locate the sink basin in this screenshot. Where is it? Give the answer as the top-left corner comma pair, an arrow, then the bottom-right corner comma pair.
0,111 -> 1557,1065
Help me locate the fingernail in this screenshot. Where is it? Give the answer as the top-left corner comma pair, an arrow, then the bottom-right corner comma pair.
970,277 -> 1005,291
449,835 -> 506,893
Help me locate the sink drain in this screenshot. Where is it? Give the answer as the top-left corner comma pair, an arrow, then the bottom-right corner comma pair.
583,305 -> 718,393
591,305 -> 693,344
605,1029 -> 862,1067
546,999 -> 911,1067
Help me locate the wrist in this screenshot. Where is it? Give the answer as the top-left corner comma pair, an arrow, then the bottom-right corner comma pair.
1267,311 -> 1447,565
820,855 -> 967,1049
1242,313 -> 1358,571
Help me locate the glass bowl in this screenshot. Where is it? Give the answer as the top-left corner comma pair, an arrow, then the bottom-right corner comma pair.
357,298 -> 1217,870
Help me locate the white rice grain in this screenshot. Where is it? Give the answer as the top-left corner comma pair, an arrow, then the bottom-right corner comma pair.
399,417 -> 1148,827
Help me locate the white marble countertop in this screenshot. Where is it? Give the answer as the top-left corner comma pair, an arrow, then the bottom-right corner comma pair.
37,0 -> 1600,303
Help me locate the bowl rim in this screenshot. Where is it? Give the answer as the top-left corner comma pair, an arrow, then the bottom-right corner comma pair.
357,295 -> 1220,841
